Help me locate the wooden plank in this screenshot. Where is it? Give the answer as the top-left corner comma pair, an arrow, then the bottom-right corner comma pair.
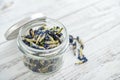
0,16 -> 120,80
0,0 -> 120,80
0,0 -> 101,43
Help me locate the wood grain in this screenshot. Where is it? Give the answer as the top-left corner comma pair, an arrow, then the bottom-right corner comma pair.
0,0 -> 120,80
0,0 -> 100,43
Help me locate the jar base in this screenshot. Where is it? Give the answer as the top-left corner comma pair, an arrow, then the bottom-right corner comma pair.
23,55 -> 63,74
24,62 -> 62,74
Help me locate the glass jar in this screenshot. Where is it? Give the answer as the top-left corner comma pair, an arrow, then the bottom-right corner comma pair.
17,17 -> 69,74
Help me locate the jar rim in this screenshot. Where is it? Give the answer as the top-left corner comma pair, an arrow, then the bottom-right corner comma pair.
18,18 -> 69,54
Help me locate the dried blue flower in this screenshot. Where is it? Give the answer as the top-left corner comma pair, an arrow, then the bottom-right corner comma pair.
23,26 -> 63,50
68,35 -> 88,65
29,29 -> 34,37
44,43 -> 49,49
82,57 -> 88,63
56,26 -> 60,29
44,35 -> 50,41
57,33 -> 63,37
38,27 -> 45,30
45,30 -> 49,34
23,40 -> 30,46
25,35 -> 33,39
39,33 -> 46,42
76,36 -> 84,49
69,35 -> 74,44
57,28 -> 63,34
32,66 -> 39,72
78,54 -> 86,61
72,42 -> 76,48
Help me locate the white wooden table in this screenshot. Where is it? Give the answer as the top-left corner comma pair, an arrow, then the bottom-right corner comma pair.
1,0 -> 120,80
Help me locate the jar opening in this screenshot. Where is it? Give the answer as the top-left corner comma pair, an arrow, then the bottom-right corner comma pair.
17,18 -> 69,57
